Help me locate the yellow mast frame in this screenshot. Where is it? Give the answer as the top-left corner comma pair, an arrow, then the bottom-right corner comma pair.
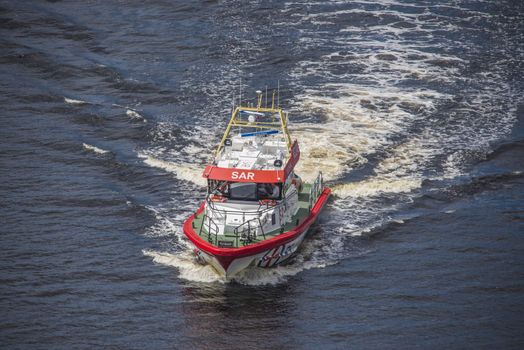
215,105 -> 292,158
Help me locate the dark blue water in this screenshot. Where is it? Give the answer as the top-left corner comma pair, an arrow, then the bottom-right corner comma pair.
1,0 -> 523,348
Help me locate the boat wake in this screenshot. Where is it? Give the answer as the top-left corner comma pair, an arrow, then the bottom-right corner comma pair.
140,0 -> 520,284
143,237 -> 338,286
143,250 -> 227,283
138,152 -> 207,187
332,178 -> 422,198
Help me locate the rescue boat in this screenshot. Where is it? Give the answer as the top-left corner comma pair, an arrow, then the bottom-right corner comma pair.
183,90 -> 331,277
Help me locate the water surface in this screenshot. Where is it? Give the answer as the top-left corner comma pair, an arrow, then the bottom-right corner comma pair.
1,0 -> 523,348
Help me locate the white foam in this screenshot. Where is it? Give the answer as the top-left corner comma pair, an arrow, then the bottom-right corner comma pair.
64,97 -> 87,105
144,211 -> 181,239
82,143 -> 109,155
290,84 -> 445,184
126,109 -> 147,122
333,178 -> 422,198
138,152 -> 207,187
142,244 -> 336,285
283,0 -> 517,197
143,250 -> 226,283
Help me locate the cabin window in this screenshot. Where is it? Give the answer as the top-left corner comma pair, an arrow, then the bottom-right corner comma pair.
228,182 -> 257,200
257,183 -> 281,200
210,181 -> 283,201
209,180 -> 229,196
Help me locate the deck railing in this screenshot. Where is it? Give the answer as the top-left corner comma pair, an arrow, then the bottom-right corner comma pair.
200,188 -> 298,246
309,172 -> 323,211
233,216 -> 267,246
199,213 -> 219,244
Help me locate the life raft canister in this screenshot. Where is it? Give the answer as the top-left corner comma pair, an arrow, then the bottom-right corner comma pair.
291,173 -> 303,192
211,194 -> 227,202
259,199 -> 277,206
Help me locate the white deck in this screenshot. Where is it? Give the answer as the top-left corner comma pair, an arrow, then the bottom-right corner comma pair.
216,132 -> 288,170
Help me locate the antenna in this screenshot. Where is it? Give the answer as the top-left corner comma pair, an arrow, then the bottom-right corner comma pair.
256,90 -> 262,109
277,80 -> 280,108
265,85 -> 268,108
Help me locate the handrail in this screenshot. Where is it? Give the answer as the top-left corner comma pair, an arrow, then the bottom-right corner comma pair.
202,188 -> 296,242
205,195 -> 283,217
205,187 -> 298,224
198,187 -> 301,247
309,171 -> 323,210
233,216 -> 267,245
199,213 -> 219,244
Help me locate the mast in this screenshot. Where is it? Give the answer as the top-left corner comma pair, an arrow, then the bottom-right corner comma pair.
214,91 -> 292,159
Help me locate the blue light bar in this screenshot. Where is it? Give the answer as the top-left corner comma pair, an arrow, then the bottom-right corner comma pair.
240,130 -> 279,137
240,110 -> 266,116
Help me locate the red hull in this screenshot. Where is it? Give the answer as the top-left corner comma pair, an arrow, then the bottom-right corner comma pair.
183,187 -> 331,271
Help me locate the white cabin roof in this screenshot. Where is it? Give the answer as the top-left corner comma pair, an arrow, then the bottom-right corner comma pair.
216,132 -> 288,171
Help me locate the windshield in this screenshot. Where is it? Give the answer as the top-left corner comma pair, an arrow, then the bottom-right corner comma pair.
229,182 -> 257,200
209,181 -> 282,201
257,183 -> 281,200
